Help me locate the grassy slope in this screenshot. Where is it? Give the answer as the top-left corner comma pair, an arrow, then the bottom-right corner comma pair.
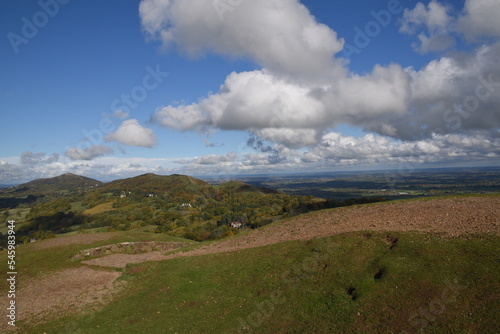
0,230 -> 195,283
13,229 -> 499,334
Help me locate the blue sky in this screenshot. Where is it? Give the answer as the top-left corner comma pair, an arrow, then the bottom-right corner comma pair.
1,0 -> 499,184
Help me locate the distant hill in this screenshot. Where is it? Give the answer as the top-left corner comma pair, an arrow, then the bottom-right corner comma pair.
0,173 -> 102,198
218,180 -> 279,194
92,173 -> 216,200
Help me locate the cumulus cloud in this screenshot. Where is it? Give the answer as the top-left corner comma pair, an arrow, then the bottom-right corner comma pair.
153,64 -> 414,147
65,145 -> 114,161
106,119 -> 157,148
111,110 -> 130,119
400,1 -> 455,53
246,135 -> 286,164
178,152 -> 237,165
140,0 -> 500,170
20,151 -> 60,165
401,0 -> 500,50
458,0 -> 500,40
139,0 -> 345,80
253,128 -> 320,148
152,45 -> 500,144
173,131 -> 500,173
308,131 -> 500,166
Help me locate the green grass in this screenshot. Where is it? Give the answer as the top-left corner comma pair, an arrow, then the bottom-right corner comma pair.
70,200 -> 87,212
0,230 -> 195,282
0,208 -> 31,234
10,230 -> 499,334
83,201 -> 116,215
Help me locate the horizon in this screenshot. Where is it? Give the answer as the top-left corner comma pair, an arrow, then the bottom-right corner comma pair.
1,0 -> 499,184
1,165 -> 499,187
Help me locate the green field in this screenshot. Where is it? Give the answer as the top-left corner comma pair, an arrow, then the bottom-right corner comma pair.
3,229 -> 498,333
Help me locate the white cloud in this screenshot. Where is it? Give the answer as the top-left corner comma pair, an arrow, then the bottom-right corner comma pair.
65,145 -> 114,161
2,130 -> 499,184
401,0 -> 500,51
178,152 -> 237,165
400,1 -> 452,33
0,155 -> 182,184
138,0 -> 500,174
458,0 -> 500,40
111,110 -> 130,119
20,151 -> 59,165
153,64 -> 413,148
144,0 -> 500,149
139,0 -> 345,81
303,131 -> 500,168
253,128 -> 320,148
106,119 -> 157,148
400,1 -> 455,53
173,131 -> 500,172
152,42 -> 500,147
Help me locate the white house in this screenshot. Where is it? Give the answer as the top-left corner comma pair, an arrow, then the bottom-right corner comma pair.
230,221 -> 242,229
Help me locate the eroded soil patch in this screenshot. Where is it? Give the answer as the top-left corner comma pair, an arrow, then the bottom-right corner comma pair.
13,267 -> 124,327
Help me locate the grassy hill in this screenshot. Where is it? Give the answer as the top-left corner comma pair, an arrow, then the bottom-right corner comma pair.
0,173 -> 102,198
1,196 -> 498,333
95,173 -> 213,197
0,173 -> 103,210
217,180 -> 279,194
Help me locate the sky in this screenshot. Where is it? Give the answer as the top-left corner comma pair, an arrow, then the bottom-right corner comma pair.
0,0 -> 499,184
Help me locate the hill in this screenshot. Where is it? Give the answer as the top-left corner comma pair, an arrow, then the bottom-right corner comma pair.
2,173 -> 330,244
217,180 -> 279,194
90,173 -> 215,201
1,195 -> 498,333
78,173 -> 322,241
0,173 -> 103,209
1,173 -> 102,196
